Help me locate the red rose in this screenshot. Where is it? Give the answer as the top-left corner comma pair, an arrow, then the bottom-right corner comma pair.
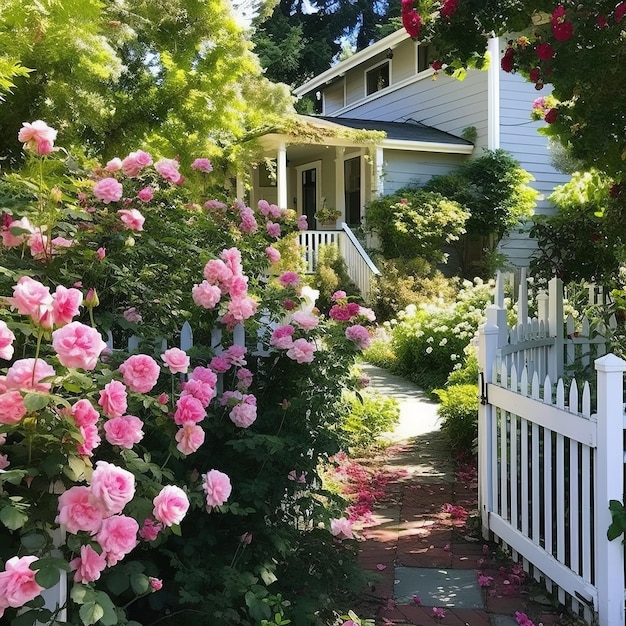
536,43 -> 554,60
431,59 -> 443,71
552,6 -> 573,41
500,47 -> 515,73
544,107 -> 559,124
615,2 -> 626,22
402,0 -> 422,38
596,14 -> 608,27
440,0 -> 458,19
529,67 -> 541,83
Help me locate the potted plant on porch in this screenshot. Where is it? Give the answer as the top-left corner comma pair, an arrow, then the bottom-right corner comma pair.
315,202 -> 341,228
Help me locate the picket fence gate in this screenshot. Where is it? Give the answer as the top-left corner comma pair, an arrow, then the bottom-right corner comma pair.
478,270 -> 626,626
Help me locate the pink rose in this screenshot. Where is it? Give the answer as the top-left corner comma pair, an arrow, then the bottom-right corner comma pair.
56,486 -> 104,534
0,391 -> 27,425
154,157 -> 182,184
149,577 -> 163,591
6,358 -> 55,391
228,274 -> 249,297
93,177 -> 123,204
203,259 -> 233,286
123,307 -> 142,323
153,485 -> 190,526
221,247 -> 243,275
174,394 -> 206,425
70,545 -> 107,584
330,517 -> 353,539
345,324 -> 371,350
237,368 -> 253,389
297,215 -> 308,230
266,221 -> 281,238
0,321 -> 15,360
161,347 -> 190,374
222,295 -> 258,328
139,518 -> 162,541
117,208 -> 145,231
192,281 -> 222,309
71,399 -> 100,427
77,423 -> 101,456
209,355 -> 231,373
286,338 -> 316,364
279,271 -> 300,287
10,276 -> 52,318
265,246 -> 281,263
137,186 -> 154,202
180,379 -> 215,407
51,285 -> 83,326
191,158 -> 213,173
0,454 -> 9,470
121,150 -> 152,177
175,423 -> 205,454
189,366 -> 218,385
3,216 -> 35,247
96,246 -> 106,260
17,120 -> 57,154
270,325 -> 294,349
96,515 -> 139,565
52,322 -> 107,369
239,206 -> 258,234
202,469 -> 232,508
104,157 -> 122,172
225,344 -> 247,366
119,354 -> 160,393
0,555 -> 44,613
292,311 -> 319,330
103,415 -> 144,448
98,380 -> 128,418
229,395 -> 257,428
90,461 -> 135,517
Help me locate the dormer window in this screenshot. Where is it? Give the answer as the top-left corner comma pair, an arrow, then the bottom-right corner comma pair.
417,44 -> 436,73
365,61 -> 390,96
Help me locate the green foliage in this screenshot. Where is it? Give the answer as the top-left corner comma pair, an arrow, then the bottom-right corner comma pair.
309,245 -> 362,312
369,257 -> 458,322
433,384 -> 479,454
530,170 -> 623,287
608,499 -> 626,543
341,390 -> 400,452
386,278 -> 494,393
364,189 -> 469,264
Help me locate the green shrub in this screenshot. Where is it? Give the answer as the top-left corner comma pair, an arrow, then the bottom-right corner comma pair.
342,390 -> 400,452
434,383 -> 479,454
445,350 -> 479,386
310,244 -> 362,312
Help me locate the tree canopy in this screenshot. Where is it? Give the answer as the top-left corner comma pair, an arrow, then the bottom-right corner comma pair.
401,1 -> 626,190
0,0 -> 293,168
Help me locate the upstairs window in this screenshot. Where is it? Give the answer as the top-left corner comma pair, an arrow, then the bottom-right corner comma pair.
365,61 -> 389,95
417,44 -> 436,73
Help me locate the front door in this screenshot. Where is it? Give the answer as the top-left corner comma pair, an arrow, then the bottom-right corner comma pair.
302,167 -> 317,227
344,156 -> 361,227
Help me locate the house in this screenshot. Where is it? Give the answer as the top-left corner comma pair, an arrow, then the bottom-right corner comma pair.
243,28 -> 570,274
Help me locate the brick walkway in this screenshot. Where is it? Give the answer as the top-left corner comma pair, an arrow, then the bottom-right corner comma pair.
352,365 -> 568,626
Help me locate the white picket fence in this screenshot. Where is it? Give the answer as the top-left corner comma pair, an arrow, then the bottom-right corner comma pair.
297,223 -> 380,302
478,270 -> 626,625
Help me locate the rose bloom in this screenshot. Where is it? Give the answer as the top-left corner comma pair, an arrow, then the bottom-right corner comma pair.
292,311 -> 319,330
52,321 -> 107,369
286,338 -> 316,364
98,380 -> 128,418
121,150 -> 153,177
71,398 -> 99,427
189,366 -> 219,385
297,215 -> 308,230
117,208 -> 145,231
0,555 -> 45,615
229,396 -> 257,428
51,285 -> 83,326
161,347 -> 190,374
17,120 -> 57,154
209,355 -> 230,373
0,454 -> 9,470
0,321 -> 16,360
173,394 -> 206,425
239,206 -> 258,234
139,518 -> 163,541
279,271 -> 300,287
103,415 -> 144,448
123,307 -> 143,323
345,324 -> 372,350
119,354 -> 160,393
180,379 -> 215,407
222,295 -> 258,328
90,461 -> 135,517
225,344 -> 247,366
3,216 -> 35,247
11,275 -> 52,318
78,423 -> 101,457
192,281 -> 222,309
202,469 -> 232,508
191,157 -> 213,173
266,221 -> 281,238
137,186 -> 154,202
153,485 -> 190,526
270,325 -> 295,349
96,246 -> 106,260
175,422 -> 205,455
265,246 -> 281,264
93,177 -> 123,204
104,157 -> 122,172
97,515 -> 139,565
6,358 -> 55,391
70,545 -> 107,584
0,391 -> 27,425
203,258 -> 233,286
149,577 -> 163,591
154,157 -> 182,184
56,485 -> 104,534
228,274 -> 249,298
330,517 -> 353,539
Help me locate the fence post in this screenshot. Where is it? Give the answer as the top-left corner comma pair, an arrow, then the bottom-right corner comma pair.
594,353 -> 626,626
547,277 -> 564,381
478,304 -> 501,538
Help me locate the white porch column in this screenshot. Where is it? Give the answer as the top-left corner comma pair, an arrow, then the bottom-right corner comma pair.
335,147 -> 345,218
235,174 -> 245,202
277,142 -> 288,209
373,146 -> 384,197
487,36 -> 500,150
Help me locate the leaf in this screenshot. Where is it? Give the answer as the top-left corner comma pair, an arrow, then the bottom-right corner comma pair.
23,392 -> 51,412
105,571 -> 129,596
71,584 -> 95,605
0,505 -> 28,530
259,566 -> 277,586
34,566 -> 61,588
130,573 -> 149,595
94,591 -> 118,626
79,602 -> 104,626
21,533 -> 48,551
0,469 -> 29,485
31,557 -> 71,572
10,610 -> 41,626
63,455 -> 90,481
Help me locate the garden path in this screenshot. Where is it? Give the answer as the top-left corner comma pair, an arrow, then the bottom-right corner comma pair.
353,363 -> 566,626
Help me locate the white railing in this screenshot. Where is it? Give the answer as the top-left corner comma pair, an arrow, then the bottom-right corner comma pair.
478,271 -> 626,626
297,224 -> 380,302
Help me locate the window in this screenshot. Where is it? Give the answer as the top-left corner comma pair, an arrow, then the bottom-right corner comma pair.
365,62 -> 389,95
417,44 -> 437,73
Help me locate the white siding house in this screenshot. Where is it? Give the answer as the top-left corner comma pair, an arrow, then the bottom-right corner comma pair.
246,29 -> 569,269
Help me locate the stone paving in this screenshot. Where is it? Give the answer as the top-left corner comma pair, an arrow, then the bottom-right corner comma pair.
353,364 -> 566,626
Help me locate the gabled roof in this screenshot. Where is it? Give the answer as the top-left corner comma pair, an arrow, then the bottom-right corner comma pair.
316,116 -> 473,147
293,29 -> 410,98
